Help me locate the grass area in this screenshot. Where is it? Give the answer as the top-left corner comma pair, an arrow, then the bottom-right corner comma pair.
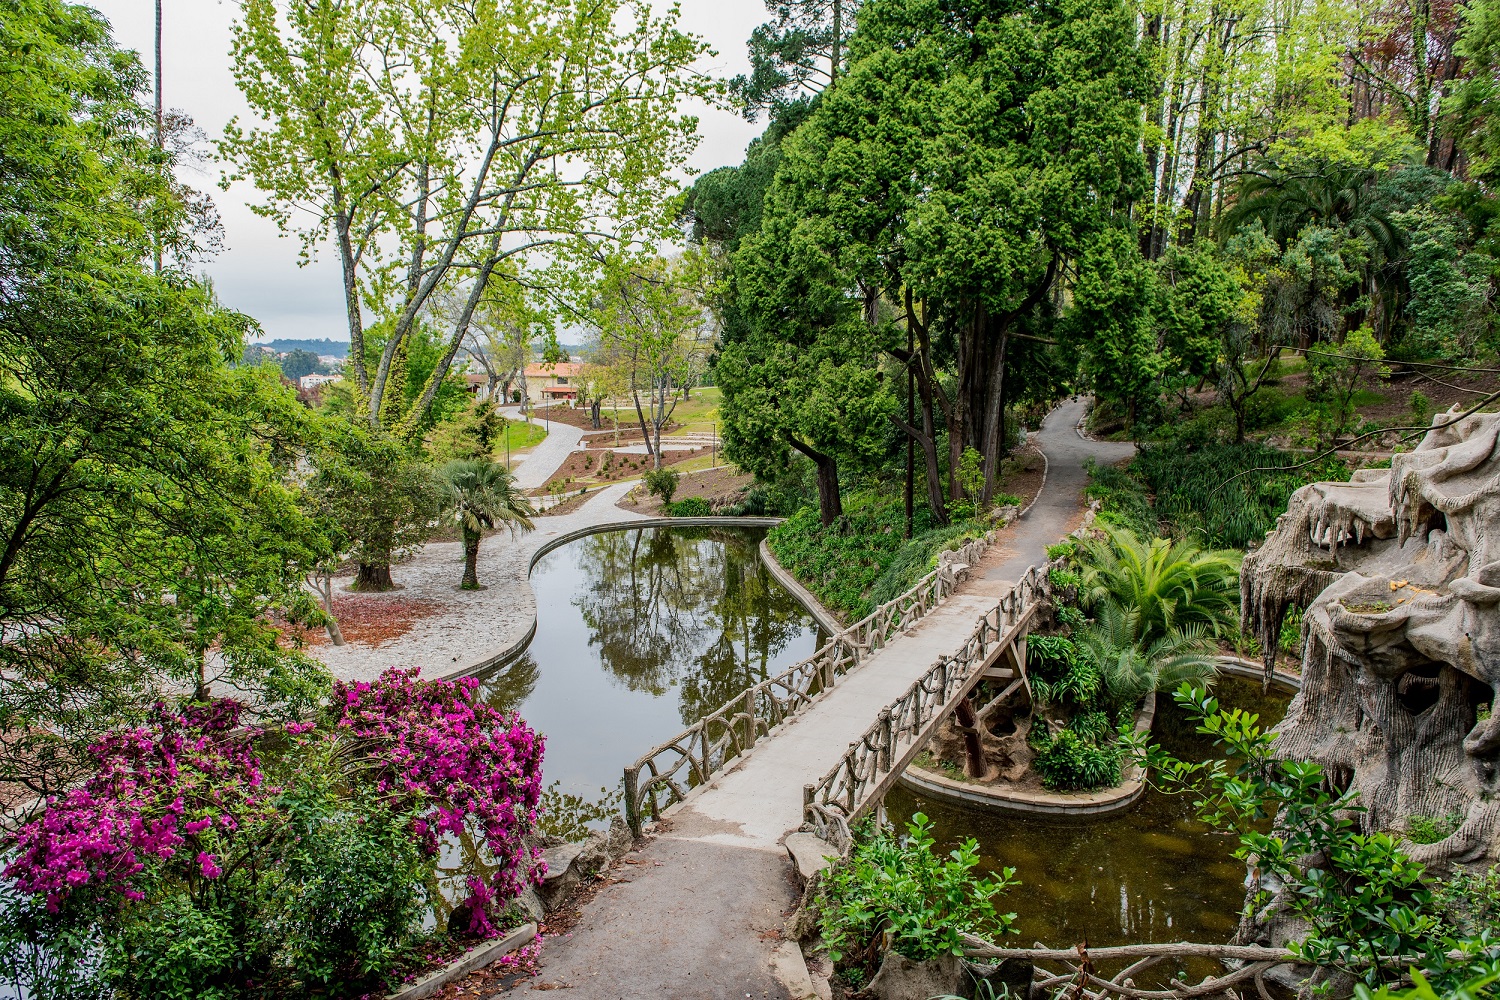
498,417 -> 547,454
595,386 -> 722,435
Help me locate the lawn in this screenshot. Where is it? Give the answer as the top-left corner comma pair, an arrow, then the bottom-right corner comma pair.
497,417 -> 547,455
595,386 -> 722,435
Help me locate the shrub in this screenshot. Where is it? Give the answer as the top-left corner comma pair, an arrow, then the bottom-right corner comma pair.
1031,728 -> 1122,791
3,670 -> 544,998
1083,460 -> 1157,539
819,813 -> 1016,968
1073,524 -> 1242,644
643,467 -> 680,504
666,496 -> 712,517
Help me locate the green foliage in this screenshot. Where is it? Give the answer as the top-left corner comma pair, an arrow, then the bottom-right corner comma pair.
426,400 -> 508,463
1031,727 -> 1123,791
1129,442 -> 1350,549
1071,600 -> 1218,713
1306,325 -> 1389,443
1406,814 -> 1464,846
1073,525 -> 1242,644
305,423 -> 441,588
1280,605 -> 1306,656
819,813 -> 1017,966
643,467 -> 681,504
1027,635 -> 1100,709
1083,461 -> 1158,539
666,496 -> 713,517
1134,686 -> 1500,993
1436,866 -> 1500,938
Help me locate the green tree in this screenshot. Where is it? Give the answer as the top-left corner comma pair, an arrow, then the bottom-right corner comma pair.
1071,600 -> 1217,713
438,460 -> 536,590
0,0 -> 331,809
305,426 -> 441,592
730,0 -> 859,120
222,0 -> 713,439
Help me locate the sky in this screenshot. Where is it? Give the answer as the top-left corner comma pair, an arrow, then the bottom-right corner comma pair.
84,0 -> 769,343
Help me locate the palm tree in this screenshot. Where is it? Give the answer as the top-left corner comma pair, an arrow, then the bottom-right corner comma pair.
440,460 -> 537,589
1072,600 -> 1218,713
1074,524 -> 1242,645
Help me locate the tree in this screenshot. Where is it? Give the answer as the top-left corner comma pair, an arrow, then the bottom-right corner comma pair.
756,0 -> 1149,505
592,254 -> 712,468
730,0 -> 860,120
1071,600 -> 1217,713
305,426 -> 441,592
278,347 -> 324,380
0,0 -> 331,812
439,460 -> 536,590
222,0 -> 713,440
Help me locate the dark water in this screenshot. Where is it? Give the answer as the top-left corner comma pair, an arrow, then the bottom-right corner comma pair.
888,676 -> 1291,952
475,525 -> 824,800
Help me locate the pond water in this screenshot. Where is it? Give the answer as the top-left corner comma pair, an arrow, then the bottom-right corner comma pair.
887,676 -> 1292,953
475,524 -> 825,802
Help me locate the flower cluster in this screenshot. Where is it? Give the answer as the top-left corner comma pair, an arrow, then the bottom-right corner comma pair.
5,700 -> 266,913
329,668 -> 547,903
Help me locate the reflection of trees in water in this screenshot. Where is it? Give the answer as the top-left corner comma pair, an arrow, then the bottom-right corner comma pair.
474,652 -> 539,713
572,528 -> 810,723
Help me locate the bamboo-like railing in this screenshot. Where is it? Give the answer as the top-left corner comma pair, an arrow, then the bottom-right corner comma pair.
621,534 -> 992,836
802,562 -> 1048,852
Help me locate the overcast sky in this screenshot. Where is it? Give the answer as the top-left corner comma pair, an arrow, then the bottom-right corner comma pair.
84,0 -> 768,343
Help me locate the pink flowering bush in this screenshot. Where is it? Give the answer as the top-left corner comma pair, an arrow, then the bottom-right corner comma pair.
2,668 -> 545,999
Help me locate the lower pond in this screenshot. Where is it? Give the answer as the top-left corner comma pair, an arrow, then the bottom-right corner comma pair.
475,524 -> 825,802
888,675 -> 1292,950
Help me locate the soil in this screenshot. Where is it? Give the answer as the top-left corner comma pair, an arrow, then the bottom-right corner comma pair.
617,465 -> 756,516
524,404 -> 682,437
995,445 -> 1046,511
529,447 -> 710,496
292,594 -> 444,648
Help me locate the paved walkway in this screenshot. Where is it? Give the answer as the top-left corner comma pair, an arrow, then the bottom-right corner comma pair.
499,407 -> 585,489
512,399 -> 1134,998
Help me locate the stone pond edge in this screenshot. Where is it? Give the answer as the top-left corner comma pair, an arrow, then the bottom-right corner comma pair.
897,658 -> 1301,816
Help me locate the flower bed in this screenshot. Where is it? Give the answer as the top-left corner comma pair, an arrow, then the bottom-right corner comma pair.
2,669 -> 545,999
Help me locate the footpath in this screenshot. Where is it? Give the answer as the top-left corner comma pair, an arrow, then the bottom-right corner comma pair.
491,399 -> 1134,998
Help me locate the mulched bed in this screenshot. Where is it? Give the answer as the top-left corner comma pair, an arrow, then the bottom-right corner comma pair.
618,465 -> 754,515
528,447 -> 709,496
996,445 -> 1046,511
294,594 -> 445,648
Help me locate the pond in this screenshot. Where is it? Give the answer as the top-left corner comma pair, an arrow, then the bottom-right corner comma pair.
887,675 -> 1292,953
475,524 -> 826,804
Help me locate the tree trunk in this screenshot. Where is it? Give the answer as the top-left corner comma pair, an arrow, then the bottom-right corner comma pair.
980,324 -> 1010,505
310,571 -> 346,646
955,698 -> 987,779
354,561 -> 395,592
632,390 -> 656,467
789,438 -> 843,526
590,399 -> 601,429
461,528 -> 481,589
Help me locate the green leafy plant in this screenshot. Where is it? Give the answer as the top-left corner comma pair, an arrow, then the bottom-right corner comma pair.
1406,813 -> 1463,846
1031,727 -> 1123,791
819,814 -> 1016,970
666,496 -> 712,517
1073,524 -> 1242,644
1132,685 -> 1498,993
643,467 -> 680,504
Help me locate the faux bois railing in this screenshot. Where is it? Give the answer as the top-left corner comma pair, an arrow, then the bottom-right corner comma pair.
621,534 -> 993,837
803,562 -> 1048,853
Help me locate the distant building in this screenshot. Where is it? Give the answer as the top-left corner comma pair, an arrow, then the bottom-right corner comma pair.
318,355 -> 344,369
299,373 -> 343,390
524,362 -> 581,405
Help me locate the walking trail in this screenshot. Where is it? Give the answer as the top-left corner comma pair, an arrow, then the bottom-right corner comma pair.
504,399 -> 1134,998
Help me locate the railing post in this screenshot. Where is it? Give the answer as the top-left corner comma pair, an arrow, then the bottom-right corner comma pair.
803,782 -> 816,826
623,766 -> 642,838
742,688 -> 757,751
877,707 -> 894,774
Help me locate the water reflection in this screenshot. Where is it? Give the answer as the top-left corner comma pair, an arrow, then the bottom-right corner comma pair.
477,526 -> 822,800
888,677 -> 1291,951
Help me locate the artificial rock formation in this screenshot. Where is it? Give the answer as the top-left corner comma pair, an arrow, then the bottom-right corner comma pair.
1242,406 -> 1500,868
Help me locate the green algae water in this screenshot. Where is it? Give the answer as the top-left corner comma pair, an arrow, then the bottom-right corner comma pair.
475,525 -> 825,802
887,676 -> 1292,951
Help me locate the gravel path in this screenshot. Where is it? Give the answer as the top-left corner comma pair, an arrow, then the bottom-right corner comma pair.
311,467 -> 646,683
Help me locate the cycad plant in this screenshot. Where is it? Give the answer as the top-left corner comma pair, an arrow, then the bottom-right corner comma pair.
1071,600 -> 1218,713
440,460 -> 537,589
1074,524 -> 1242,645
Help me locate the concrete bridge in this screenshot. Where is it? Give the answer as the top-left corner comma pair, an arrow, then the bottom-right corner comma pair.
514,399 -> 1134,998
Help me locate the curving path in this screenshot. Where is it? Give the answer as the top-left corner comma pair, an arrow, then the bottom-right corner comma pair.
499,400 -> 1135,999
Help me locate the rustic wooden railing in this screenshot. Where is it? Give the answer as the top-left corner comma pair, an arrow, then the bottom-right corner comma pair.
621,533 -> 992,836
803,562 -> 1048,852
